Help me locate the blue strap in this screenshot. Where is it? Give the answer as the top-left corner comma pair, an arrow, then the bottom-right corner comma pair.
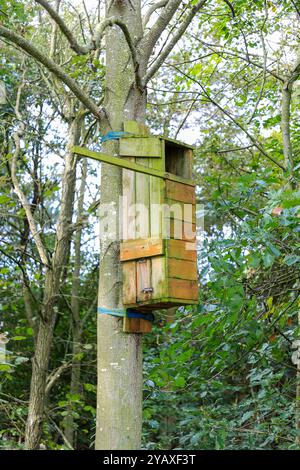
97,307 -> 125,317
97,307 -> 154,322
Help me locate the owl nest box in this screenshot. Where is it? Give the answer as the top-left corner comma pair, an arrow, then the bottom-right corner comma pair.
119,121 -> 198,317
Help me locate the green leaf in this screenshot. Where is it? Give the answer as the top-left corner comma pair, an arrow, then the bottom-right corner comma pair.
174,376 -> 186,388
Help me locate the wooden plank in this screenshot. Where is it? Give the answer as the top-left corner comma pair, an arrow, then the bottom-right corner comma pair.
123,120 -> 149,135
168,258 -> 197,281
135,142 -> 150,239
123,317 -> 152,334
168,278 -> 198,300
73,146 -> 164,178
122,261 -> 136,305
166,180 -> 196,204
120,238 -> 164,261
122,298 -> 198,309
73,146 -> 195,184
122,160 -> 136,241
167,239 -> 197,261
165,199 -> 196,223
169,219 -> 196,242
150,141 -> 164,238
165,173 -> 195,186
151,256 -> 167,299
136,259 -> 152,302
119,137 -> 162,157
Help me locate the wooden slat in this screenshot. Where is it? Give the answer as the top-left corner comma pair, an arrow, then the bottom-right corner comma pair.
151,256 -> 167,299
168,278 -> 198,300
73,146 -> 164,178
119,137 -> 162,157
73,146 -> 195,184
120,238 -> 164,261
136,259 -> 152,302
122,261 -> 136,305
150,142 -> 164,238
165,199 -> 196,223
122,162 -> 136,241
168,258 -> 197,280
169,219 -> 196,242
123,317 -> 152,334
166,180 -> 196,204
167,239 -> 197,261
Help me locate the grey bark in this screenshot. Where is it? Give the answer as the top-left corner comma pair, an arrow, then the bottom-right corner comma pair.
95,0 -> 145,451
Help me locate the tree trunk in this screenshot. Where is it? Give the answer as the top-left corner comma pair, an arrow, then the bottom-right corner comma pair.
25,113 -> 82,449
64,159 -> 87,448
95,0 -> 146,450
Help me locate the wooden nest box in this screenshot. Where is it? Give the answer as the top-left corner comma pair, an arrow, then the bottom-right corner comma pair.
120,121 -> 198,327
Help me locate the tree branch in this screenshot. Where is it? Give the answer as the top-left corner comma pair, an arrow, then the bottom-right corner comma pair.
171,64 -> 286,171
222,0 -> 235,17
0,25 -> 102,119
142,0 -> 209,84
46,361 -> 72,395
10,72 -> 50,268
34,0 -> 90,54
143,0 -> 169,29
139,0 -> 182,61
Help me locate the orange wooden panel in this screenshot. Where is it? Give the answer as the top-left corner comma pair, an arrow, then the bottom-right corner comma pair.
123,317 -> 152,333
137,259 -> 152,302
123,261 -> 136,305
169,219 -> 196,242
120,238 -> 164,261
166,180 -> 196,204
167,239 -> 197,262
165,199 -> 196,223
168,278 -> 198,300
168,258 -> 197,281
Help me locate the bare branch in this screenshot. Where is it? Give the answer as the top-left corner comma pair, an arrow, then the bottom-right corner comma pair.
34,0 -> 90,54
247,32 -> 267,124
10,72 -> 50,268
143,0 -> 169,29
193,37 -> 284,82
140,0 -> 182,61
0,25 -> 102,119
171,64 -> 286,171
143,0 -> 208,84
46,361 -> 72,395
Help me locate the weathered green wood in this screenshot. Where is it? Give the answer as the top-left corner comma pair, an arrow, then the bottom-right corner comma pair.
120,137 -> 161,157
72,146 -> 195,185
123,120 -> 149,135
73,146 -> 164,178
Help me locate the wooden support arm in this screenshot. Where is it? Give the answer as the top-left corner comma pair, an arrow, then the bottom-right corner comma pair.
72,146 -> 195,186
